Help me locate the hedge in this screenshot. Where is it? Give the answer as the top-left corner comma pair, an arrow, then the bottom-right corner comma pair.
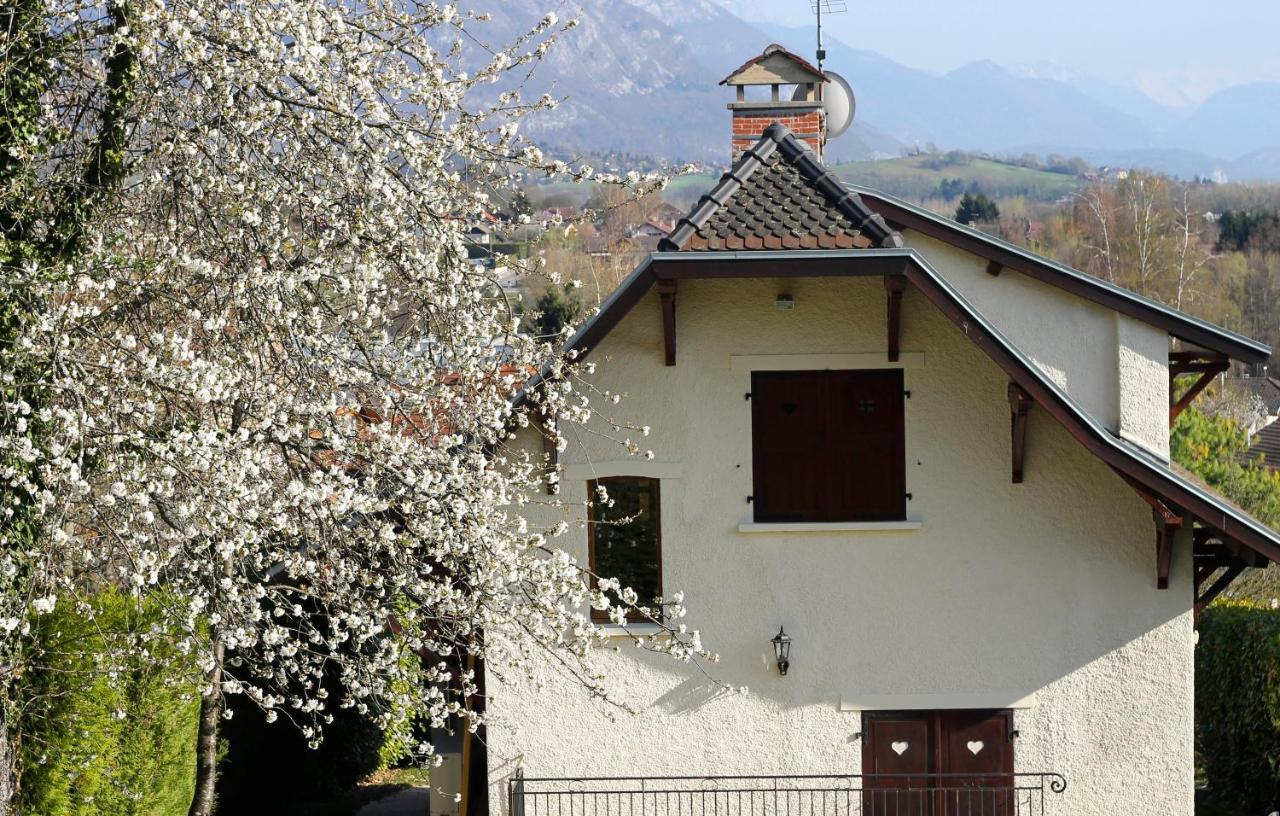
18,591 -> 201,816
1196,600 -> 1280,814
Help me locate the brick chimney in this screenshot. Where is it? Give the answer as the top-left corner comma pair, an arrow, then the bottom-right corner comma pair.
722,44 -> 827,161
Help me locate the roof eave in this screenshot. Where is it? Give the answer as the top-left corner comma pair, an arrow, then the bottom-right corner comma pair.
849,183 -> 1271,364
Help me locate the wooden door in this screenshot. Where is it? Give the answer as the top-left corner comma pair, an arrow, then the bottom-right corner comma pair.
863,711 -> 1014,816
940,711 -> 1014,816
863,712 -> 933,816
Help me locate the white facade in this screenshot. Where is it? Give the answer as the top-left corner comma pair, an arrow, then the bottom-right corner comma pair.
483,260 -> 1194,816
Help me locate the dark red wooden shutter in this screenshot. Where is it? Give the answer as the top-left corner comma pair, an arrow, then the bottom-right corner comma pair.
752,369 -> 905,522
751,371 -> 826,522
826,370 -> 905,521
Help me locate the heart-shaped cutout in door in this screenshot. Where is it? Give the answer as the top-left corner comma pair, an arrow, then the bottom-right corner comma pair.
967,740 -> 985,755
891,741 -> 909,756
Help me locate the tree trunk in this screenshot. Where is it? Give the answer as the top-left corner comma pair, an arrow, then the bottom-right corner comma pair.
0,703 -> 14,816
187,641 -> 224,816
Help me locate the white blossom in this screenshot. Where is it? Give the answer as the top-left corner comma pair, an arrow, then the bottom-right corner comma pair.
1,0 -> 714,770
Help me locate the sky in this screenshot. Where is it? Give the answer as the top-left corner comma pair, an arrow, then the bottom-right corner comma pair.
714,0 -> 1280,107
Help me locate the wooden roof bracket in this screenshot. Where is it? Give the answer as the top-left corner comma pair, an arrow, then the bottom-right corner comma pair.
1116,472 -> 1184,589
985,260 -> 1003,277
657,278 -> 677,367
1154,515 -> 1175,590
1009,383 -> 1033,483
533,411 -> 560,495
1169,351 -> 1229,424
885,275 -> 906,362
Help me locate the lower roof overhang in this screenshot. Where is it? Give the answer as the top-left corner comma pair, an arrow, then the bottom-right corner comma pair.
848,185 -> 1272,365
519,248 -> 1280,566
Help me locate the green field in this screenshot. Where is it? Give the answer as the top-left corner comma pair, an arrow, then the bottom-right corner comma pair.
832,154 -> 1084,202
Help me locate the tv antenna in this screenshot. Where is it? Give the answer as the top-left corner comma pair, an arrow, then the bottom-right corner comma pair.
810,0 -> 847,73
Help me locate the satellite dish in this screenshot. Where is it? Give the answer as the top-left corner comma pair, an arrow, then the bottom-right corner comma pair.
793,71 -> 856,139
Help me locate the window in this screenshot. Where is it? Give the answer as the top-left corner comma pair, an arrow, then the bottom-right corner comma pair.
587,477 -> 662,622
751,369 -> 905,522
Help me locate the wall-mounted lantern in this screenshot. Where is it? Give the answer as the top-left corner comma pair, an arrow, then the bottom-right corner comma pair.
771,626 -> 792,676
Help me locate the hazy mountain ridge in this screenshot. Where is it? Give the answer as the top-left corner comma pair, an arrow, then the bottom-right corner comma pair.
474,1 -> 1280,179
755,22 -> 1280,178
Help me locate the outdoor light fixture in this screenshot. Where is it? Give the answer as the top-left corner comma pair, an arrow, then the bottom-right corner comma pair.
771,626 -> 792,676
775,293 -> 795,310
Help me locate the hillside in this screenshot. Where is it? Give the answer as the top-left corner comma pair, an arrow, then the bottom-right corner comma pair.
834,155 -> 1083,202
659,154 -> 1083,210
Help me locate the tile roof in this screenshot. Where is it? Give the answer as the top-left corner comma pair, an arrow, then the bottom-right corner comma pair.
1246,420 -> 1280,470
661,124 -> 903,252
1223,376 -> 1280,415
719,44 -> 826,85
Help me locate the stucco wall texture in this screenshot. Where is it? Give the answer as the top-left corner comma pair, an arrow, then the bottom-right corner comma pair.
903,233 -> 1172,458
486,271 -> 1193,816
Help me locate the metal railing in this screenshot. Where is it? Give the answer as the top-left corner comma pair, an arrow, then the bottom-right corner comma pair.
509,772 -> 1067,816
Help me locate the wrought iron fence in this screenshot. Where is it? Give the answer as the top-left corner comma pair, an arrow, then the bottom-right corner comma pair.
509,772 -> 1067,816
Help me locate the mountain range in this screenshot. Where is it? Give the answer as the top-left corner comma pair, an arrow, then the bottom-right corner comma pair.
475,0 -> 1280,180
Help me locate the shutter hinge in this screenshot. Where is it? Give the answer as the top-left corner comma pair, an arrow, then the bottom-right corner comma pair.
744,392 -> 752,401
904,390 -> 912,398
746,495 -> 754,504
905,492 -> 913,501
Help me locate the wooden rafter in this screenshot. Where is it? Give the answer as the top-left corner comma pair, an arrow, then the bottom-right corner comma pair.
1196,526 -> 1270,568
885,275 -> 905,362
1196,564 -> 1244,616
1008,383 -> 1033,484
1125,480 -> 1183,528
985,260 -> 1003,277
1192,525 -> 1270,620
1169,351 -> 1229,424
657,278 -> 677,366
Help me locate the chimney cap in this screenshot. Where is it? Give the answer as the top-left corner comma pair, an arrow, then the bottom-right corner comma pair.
720,44 -> 827,87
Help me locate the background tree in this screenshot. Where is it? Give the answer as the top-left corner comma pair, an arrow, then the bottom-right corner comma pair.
1171,405 -> 1280,599
530,284 -> 584,342
509,190 -> 536,219
955,192 -> 999,224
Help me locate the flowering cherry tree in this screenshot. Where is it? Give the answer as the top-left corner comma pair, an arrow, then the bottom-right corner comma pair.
0,1 -> 707,813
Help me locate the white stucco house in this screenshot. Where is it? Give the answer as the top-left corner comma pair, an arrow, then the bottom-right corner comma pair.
447,46 -> 1280,816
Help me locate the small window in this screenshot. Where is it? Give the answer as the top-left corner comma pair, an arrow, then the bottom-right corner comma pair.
751,369 -> 905,522
587,477 -> 662,622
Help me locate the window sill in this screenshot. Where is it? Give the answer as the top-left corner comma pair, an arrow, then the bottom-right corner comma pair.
596,623 -> 665,637
737,521 -> 923,533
